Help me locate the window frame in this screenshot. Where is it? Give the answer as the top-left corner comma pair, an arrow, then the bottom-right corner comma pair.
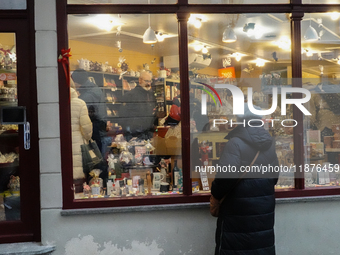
0,0 -> 41,243
58,0 -> 340,210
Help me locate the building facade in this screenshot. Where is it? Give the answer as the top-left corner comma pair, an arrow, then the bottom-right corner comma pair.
1,0 -> 340,254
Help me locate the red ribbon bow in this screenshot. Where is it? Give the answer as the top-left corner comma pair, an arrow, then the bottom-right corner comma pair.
0,48 -> 11,55
58,48 -> 72,90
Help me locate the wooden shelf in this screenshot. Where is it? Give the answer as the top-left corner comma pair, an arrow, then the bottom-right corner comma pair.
325,148 -> 340,153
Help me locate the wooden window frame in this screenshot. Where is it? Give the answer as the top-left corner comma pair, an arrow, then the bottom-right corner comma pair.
58,0 -> 340,210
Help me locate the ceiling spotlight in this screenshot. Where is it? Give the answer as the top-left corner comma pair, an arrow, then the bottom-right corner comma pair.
305,49 -> 313,57
222,26 -> 237,43
255,58 -> 265,67
155,31 -> 164,42
330,12 -> 340,20
143,14 -> 157,44
92,14 -> 123,31
194,18 -> 202,28
194,44 -> 202,52
202,46 -> 208,54
243,23 -> 255,36
230,52 -> 244,62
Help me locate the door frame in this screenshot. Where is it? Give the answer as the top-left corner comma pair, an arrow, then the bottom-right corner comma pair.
0,2 -> 40,243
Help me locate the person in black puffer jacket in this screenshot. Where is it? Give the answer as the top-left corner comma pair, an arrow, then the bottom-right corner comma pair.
211,103 -> 279,255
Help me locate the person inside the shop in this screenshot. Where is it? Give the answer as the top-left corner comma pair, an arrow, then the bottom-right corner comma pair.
119,71 -> 157,141
71,69 -> 108,184
309,82 -> 340,134
71,69 -> 107,154
210,103 -> 279,255
69,79 -> 93,193
164,83 -> 181,126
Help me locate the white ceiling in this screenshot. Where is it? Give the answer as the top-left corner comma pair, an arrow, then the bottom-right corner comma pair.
68,12 -> 340,76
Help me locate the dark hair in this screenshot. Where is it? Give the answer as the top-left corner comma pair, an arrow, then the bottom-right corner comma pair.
71,69 -> 89,85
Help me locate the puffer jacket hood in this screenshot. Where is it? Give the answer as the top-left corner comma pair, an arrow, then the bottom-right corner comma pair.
225,125 -> 273,151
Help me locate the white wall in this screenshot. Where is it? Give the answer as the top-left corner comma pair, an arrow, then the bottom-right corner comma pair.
35,1 -> 340,255
39,200 -> 340,255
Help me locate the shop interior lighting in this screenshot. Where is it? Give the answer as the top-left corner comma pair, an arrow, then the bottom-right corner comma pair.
222,25 -> 237,43
194,44 -> 203,51
143,14 -> 157,44
92,14 -> 124,31
304,48 -> 314,57
202,45 -> 208,54
230,52 -> 244,62
330,12 -> 340,20
188,14 -> 207,29
304,14 -> 318,41
255,58 -> 266,67
275,36 -> 291,51
194,18 -> 202,28
243,23 -> 255,37
155,31 -> 164,42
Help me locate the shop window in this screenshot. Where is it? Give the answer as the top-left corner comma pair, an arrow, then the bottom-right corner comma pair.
188,0 -> 289,4
68,0 -> 176,4
68,14 -> 181,200
61,2 -> 340,207
302,0 -> 340,3
302,13 -> 340,189
0,0 -> 26,9
187,13 -> 293,192
0,33 -> 19,221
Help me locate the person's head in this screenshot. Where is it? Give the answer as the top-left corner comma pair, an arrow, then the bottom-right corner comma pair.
236,103 -> 263,122
71,69 -> 89,87
175,83 -> 180,96
88,105 -> 95,118
70,78 -> 76,89
139,71 -> 152,91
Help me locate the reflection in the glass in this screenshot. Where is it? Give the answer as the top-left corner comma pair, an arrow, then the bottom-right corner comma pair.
68,14 -> 181,199
188,0 -> 289,4
68,0 -> 176,4
0,33 -> 20,221
302,13 -> 340,188
187,13 -> 293,191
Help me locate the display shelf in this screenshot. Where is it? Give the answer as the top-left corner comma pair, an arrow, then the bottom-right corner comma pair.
325,148 -> 340,153
101,87 -> 121,90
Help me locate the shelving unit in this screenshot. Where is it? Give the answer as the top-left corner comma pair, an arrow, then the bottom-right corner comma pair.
154,78 -> 180,117
87,71 -> 140,127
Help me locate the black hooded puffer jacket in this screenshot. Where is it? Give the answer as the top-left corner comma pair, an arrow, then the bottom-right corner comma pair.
211,125 -> 279,255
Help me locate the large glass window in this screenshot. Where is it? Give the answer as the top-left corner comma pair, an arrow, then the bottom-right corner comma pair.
68,0 -> 176,4
188,0 -> 289,4
303,0 -> 340,3
302,13 -> 340,188
62,1 -> 340,207
187,14 -> 293,191
0,33 -> 19,221
68,14 -> 181,199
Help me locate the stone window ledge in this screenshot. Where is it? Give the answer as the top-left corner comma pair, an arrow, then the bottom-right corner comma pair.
0,242 -> 55,255
60,195 -> 340,216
